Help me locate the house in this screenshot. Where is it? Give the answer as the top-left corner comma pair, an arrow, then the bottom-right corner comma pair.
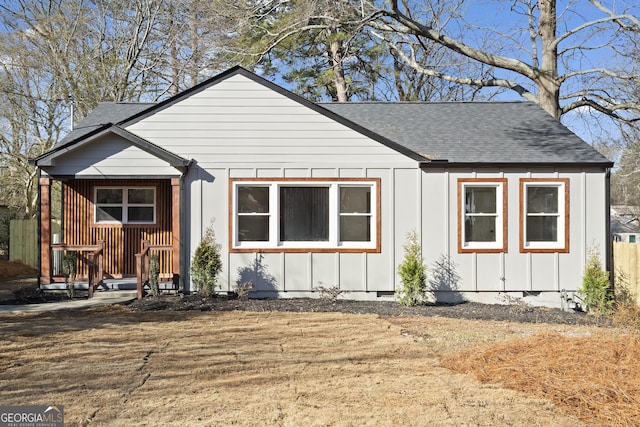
31,66 -> 613,307
611,205 -> 640,243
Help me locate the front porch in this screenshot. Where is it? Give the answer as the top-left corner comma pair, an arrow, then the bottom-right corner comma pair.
38,177 -> 183,298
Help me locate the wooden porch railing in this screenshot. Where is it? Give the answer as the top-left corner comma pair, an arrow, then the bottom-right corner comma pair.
136,240 -> 178,299
50,241 -> 105,298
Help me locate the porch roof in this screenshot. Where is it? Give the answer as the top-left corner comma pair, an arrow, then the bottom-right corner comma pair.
31,125 -> 191,173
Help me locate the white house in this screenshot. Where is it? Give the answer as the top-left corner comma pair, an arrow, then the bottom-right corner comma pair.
31,66 -> 613,307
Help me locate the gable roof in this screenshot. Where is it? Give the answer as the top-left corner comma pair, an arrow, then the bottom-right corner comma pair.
40,66 -> 612,169
322,102 -> 612,166
34,125 -> 191,169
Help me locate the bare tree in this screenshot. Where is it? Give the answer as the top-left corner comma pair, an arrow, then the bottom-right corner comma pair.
0,0 -> 236,217
368,0 -> 640,127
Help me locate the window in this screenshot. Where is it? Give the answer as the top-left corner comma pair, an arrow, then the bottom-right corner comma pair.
458,178 -> 507,253
520,178 -> 569,252
94,187 -> 155,224
231,178 -> 379,252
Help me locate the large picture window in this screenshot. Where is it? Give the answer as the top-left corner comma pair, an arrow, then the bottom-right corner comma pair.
458,178 -> 507,253
94,187 -> 156,224
231,178 -> 379,252
520,178 -> 569,252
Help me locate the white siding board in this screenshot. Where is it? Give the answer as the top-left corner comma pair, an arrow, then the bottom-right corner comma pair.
283,253 -> 311,291
50,136 -> 180,177
364,168 -> 393,292
311,168 -> 338,178
311,253 -> 338,289
421,172 -> 448,266
126,74 -> 414,169
339,253 -> 366,291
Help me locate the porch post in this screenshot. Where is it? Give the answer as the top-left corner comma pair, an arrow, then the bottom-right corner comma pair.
39,177 -> 52,284
171,178 -> 181,288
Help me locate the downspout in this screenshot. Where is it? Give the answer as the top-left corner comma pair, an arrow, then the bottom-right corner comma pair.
605,168 -> 612,293
178,160 -> 193,294
36,168 -> 42,289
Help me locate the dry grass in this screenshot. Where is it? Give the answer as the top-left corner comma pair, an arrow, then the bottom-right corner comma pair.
443,331 -> 640,426
0,308 -> 593,427
0,260 -> 37,278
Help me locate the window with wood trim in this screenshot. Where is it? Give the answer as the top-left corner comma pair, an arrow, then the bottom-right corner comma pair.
458,178 -> 507,253
231,178 -> 380,252
520,178 -> 569,252
94,187 -> 156,224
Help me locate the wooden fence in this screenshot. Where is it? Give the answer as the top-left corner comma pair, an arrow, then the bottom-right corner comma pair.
9,219 -> 60,268
612,242 -> 640,307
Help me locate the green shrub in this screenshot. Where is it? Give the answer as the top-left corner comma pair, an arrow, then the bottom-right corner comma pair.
578,247 -> 613,315
190,224 -> 222,297
395,231 -> 428,306
149,254 -> 160,297
63,251 -> 77,299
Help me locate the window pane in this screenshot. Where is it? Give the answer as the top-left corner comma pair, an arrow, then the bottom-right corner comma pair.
466,187 -> 496,213
340,216 -> 371,241
280,187 -> 329,241
238,216 -> 269,241
465,216 -> 496,242
128,188 -> 154,204
96,188 -> 122,204
527,187 -> 558,214
96,206 -> 122,222
527,216 -> 558,241
340,187 -> 371,213
238,186 -> 269,213
128,207 -> 154,222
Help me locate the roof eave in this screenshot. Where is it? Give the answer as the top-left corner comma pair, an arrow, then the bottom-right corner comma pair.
32,125 -> 190,170
420,161 -> 614,169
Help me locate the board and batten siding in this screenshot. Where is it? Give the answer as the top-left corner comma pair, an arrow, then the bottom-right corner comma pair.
125,73 -> 418,295
184,165 -> 420,296
420,168 -> 608,297
116,72 -> 608,299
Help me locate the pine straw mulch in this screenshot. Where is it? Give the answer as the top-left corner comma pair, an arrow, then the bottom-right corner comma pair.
442,331 -> 640,426
0,260 -> 37,278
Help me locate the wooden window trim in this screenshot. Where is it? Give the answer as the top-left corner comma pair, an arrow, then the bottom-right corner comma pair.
457,178 -> 508,254
229,177 -> 381,253
519,178 -> 570,253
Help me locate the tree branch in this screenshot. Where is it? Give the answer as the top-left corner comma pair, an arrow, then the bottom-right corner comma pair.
371,30 -> 538,102
372,1 -> 538,80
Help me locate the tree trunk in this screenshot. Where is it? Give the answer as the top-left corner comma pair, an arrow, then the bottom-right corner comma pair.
537,0 -> 561,119
329,38 -> 349,102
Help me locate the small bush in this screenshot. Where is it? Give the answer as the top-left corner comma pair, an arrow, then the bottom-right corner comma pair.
314,284 -> 350,302
234,281 -> 254,299
190,224 -> 222,297
63,251 -> 77,299
395,231 -> 428,306
149,254 -> 160,297
578,247 -> 613,315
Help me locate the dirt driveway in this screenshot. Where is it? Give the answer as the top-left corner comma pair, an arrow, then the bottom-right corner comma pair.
0,306 -> 591,426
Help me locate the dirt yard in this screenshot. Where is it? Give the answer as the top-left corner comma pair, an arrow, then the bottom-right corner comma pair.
1,260 -> 638,426
1,305 -> 636,427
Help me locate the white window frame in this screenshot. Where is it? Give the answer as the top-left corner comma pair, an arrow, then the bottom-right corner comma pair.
231,179 -> 379,252
458,179 -> 507,253
94,186 -> 156,225
520,179 -> 568,252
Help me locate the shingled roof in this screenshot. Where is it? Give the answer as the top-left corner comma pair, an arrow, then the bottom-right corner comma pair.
53,72 -> 611,167
322,102 -> 611,165
57,102 -> 153,147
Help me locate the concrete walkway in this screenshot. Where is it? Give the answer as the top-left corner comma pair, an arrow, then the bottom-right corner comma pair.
0,290 -> 137,314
